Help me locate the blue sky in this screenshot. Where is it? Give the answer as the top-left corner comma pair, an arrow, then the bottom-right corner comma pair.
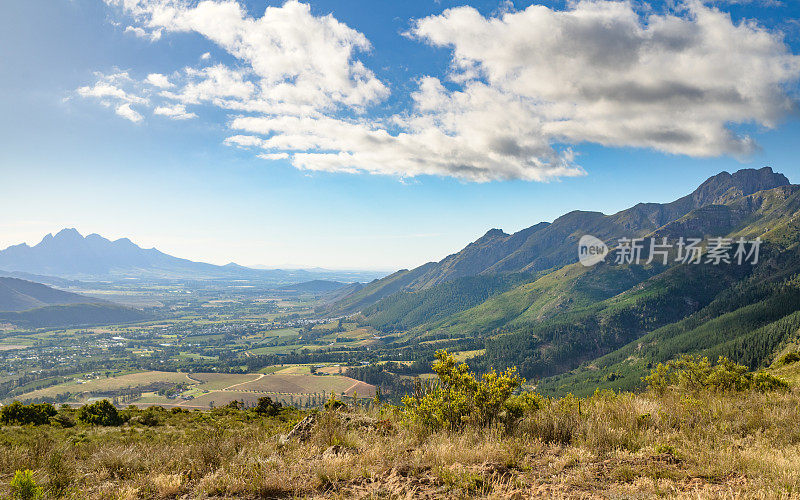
1,0 -> 799,270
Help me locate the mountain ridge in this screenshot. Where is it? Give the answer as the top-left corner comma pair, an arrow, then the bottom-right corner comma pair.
328,167 -> 789,314
0,229 -> 385,283
0,277 -> 100,312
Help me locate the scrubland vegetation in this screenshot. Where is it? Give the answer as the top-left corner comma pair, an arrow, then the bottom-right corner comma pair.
1,351 -> 799,499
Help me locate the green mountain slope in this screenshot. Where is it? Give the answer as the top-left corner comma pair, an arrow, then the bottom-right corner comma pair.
345,168 -> 800,400
329,167 -> 788,317
0,277 -> 99,312
0,303 -> 150,328
0,277 -> 149,328
530,188 -> 800,394
361,272 -> 536,333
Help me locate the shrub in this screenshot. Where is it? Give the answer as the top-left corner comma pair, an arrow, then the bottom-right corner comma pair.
50,412 -> 76,428
10,470 -> 42,500
401,350 -> 524,431
77,400 -> 122,426
254,396 -> 282,416
131,407 -> 162,426
0,402 -> 57,426
502,392 -> 544,429
777,351 -> 800,366
751,371 -> 790,392
644,355 -> 789,393
324,394 -> 347,412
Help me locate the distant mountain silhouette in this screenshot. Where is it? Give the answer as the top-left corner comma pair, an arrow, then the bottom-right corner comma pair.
277,280 -> 349,293
0,230 -> 382,283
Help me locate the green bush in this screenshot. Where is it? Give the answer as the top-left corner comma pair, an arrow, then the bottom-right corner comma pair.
644,355 -> 788,393
401,350 -> 524,431
10,470 -> 42,500
130,407 -> 162,426
324,394 -> 347,412
254,396 -> 282,416
77,400 -> 122,426
777,351 -> 800,366
50,412 -> 76,428
751,371 -> 790,392
502,392 -> 544,428
0,402 -> 57,426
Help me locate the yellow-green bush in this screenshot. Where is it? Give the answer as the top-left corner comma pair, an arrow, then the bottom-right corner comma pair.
9,470 -> 42,500
401,350 -> 524,431
644,355 -> 788,393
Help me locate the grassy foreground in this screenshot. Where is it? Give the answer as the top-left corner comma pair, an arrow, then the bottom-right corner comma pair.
2,357 -> 800,498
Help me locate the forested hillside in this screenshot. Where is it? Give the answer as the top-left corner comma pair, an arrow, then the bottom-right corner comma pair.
331,168 -> 800,395
327,167 -> 788,317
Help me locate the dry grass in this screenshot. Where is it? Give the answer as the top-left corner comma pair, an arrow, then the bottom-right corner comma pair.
2,388 -> 800,498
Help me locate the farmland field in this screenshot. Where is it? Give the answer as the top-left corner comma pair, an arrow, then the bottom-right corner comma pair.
15,371 -> 191,400
7,369 -> 376,408
187,373 -> 261,390
235,373 -> 375,396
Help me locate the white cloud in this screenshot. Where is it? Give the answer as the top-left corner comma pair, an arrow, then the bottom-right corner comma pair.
145,73 -> 172,88
410,0 -> 800,158
115,103 -> 144,122
104,0 -> 388,111
200,52 -> 211,60
708,0 -> 782,5
257,152 -> 290,160
154,103 -> 197,120
85,0 -> 800,182
161,65 -> 255,105
125,24 -> 161,40
77,72 -> 149,106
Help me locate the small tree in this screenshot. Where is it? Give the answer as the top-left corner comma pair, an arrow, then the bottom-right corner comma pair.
78,400 -> 122,426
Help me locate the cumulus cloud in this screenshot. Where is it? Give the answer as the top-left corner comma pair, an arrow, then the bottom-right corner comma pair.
410,0 -> 800,158
154,103 -> 197,119
81,0 -> 800,182
145,73 -> 172,88
104,0 -> 388,111
115,103 -> 144,122
161,65 -> 255,105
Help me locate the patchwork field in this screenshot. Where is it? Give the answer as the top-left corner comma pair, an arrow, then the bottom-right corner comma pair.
15,371 -> 191,400
233,373 -> 375,396
7,369 -> 376,408
187,373 -> 261,390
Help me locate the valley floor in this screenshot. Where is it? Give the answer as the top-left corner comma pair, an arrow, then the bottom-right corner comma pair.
3,386 -> 800,499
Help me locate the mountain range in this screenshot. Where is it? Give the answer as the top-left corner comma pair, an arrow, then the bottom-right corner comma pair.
0,229 -> 385,283
329,167 -> 789,314
328,166 -> 800,395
